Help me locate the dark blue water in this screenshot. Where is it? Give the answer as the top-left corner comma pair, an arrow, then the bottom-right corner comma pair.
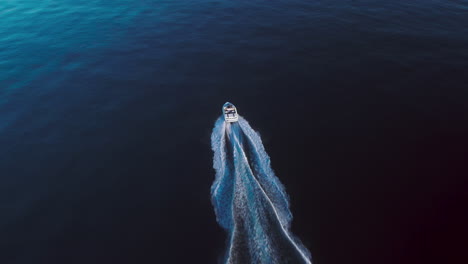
1,1 -> 467,263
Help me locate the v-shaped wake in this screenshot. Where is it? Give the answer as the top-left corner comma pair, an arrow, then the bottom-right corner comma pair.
211,116 -> 311,264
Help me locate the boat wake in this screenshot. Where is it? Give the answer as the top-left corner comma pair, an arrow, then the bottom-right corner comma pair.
211,116 -> 311,264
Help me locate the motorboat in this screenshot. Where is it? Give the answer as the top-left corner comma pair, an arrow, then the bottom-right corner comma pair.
223,102 -> 238,122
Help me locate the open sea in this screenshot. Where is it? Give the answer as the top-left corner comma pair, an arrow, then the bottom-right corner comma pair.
1,1 -> 467,263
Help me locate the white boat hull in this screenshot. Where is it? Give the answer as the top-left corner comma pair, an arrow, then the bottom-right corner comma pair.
223,102 -> 239,123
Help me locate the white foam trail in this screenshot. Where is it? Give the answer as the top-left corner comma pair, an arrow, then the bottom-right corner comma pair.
211,116 -> 311,264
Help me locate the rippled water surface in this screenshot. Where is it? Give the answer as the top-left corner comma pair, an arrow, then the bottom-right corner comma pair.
1,1 -> 467,263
